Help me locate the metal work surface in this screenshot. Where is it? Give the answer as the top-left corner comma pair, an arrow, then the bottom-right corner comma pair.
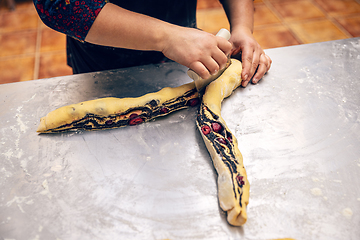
1,38 -> 360,240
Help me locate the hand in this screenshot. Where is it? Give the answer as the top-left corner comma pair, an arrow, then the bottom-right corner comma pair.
230,27 -> 272,87
161,27 -> 232,80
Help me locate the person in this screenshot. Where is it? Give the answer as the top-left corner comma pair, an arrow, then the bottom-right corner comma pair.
33,0 -> 271,87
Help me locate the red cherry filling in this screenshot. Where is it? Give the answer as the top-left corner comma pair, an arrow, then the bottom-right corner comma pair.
129,117 -> 143,125
160,107 -> 168,114
201,125 -> 211,135
211,122 -> 223,133
188,98 -> 199,107
105,120 -> 114,126
129,113 -> 139,119
216,137 -> 227,145
236,175 -> 245,186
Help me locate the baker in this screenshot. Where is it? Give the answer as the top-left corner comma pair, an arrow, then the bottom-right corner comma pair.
33,0 -> 271,87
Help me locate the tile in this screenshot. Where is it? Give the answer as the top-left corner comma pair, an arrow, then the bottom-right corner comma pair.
0,7 -> 38,33
0,0 -> 34,12
271,0 -> 325,22
0,30 -> 37,57
197,8 -> 229,34
38,51 -> 72,79
253,25 -> 300,49
267,0 -> 304,2
40,27 -> 67,52
254,3 -> 281,26
0,56 -> 35,84
197,0 -> 222,9
335,15 -> 360,37
288,19 -> 348,44
314,0 -> 360,16
0,0 -> 13,11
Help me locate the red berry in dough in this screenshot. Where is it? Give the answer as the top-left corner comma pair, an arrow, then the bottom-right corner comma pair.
201,125 -> 211,135
160,107 -> 168,114
211,122 -> 223,133
216,137 -> 227,145
129,117 -> 143,125
105,120 -> 114,126
129,113 -> 138,119
188,98 -> 199,107
236,175 -> 245,186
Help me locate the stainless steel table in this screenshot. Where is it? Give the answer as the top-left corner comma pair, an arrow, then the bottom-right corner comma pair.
1,38 -> 359,240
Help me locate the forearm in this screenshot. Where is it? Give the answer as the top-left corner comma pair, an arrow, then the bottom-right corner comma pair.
221,0 -> 254,34
85,3 -> 232,79
85,3 -> 177,52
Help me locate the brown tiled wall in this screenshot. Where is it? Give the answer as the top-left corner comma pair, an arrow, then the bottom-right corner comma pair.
1,0 -> 360,84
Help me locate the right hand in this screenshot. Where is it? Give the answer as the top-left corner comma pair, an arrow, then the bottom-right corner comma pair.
161,27 -> 232,80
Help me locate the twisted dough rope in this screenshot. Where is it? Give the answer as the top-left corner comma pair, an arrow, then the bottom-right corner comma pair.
37,83 -> 200,133
197,59 -> 249,226
37,59 -> 249,226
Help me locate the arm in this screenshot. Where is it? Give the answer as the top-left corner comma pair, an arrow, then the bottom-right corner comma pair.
85,3 -> 232,80
221,0 -> 272,87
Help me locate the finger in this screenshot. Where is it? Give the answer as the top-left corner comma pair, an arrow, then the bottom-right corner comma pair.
248,49 -> 261,82
240,47 -> 253,83
265,54 -> 272,72
202,57 -> 221,76
216,37 -> 232,56
212,48 -> 229,70
252,63 -> 267,84
252,54 -> 271,84
189,61 -> 211,80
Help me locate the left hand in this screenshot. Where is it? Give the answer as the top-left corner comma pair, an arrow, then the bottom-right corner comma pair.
229,27 -> 272,87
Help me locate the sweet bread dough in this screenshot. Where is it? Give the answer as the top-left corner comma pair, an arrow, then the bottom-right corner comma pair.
197,59 -> 249,226
37,58 -> 249,226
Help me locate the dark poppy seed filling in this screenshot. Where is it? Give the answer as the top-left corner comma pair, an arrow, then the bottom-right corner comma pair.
148,99 -> 158,107
225,131 -> 233,143
196,102 -> 245,207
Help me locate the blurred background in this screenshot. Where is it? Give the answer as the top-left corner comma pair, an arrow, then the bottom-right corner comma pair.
0,0 -> 359,84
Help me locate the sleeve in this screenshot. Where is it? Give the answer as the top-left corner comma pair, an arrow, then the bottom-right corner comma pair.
33,0 -> 107,41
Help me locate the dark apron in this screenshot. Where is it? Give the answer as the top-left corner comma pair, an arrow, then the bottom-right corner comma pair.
67,0 -> 197,74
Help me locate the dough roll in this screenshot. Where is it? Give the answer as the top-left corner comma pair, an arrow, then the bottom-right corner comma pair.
37,82 -> 199,133
196,59 -> 249,226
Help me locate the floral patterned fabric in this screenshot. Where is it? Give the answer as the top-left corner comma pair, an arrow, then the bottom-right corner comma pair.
33,0 -> 106,40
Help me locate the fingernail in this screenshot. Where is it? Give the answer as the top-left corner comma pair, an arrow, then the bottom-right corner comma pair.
243,74 -> 248,81
252,77 -> 258,84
